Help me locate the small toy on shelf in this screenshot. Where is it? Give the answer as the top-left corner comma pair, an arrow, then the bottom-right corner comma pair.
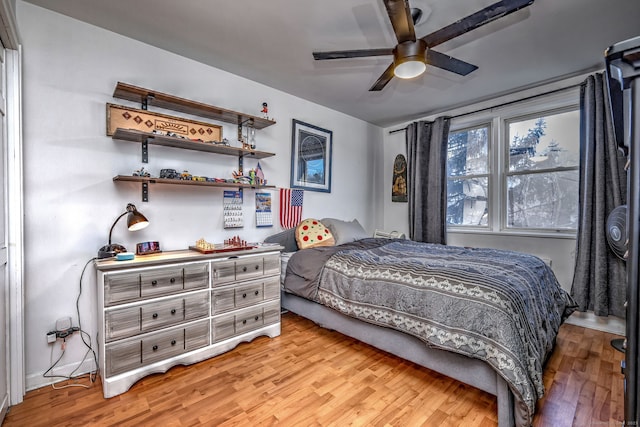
261,102 -> 269,119
133,167 -> 151,177
160,168 -> 180,179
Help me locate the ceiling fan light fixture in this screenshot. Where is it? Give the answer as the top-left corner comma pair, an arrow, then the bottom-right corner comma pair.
394,59 -> 426,79
393,40 -> 427,79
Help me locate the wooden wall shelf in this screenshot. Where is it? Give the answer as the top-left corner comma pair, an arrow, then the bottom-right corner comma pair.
113,82 -> 276,129
113,175 -> 275,190
112,128 -> 275,159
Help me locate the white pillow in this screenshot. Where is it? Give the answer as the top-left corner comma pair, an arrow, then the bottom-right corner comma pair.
320,218 -> 369,245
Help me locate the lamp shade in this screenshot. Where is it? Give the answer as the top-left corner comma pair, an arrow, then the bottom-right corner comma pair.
127,208 -> 149,231
97,203 -> 150,259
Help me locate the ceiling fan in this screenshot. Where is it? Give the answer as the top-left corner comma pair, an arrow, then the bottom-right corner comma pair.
313,0 -> 535,91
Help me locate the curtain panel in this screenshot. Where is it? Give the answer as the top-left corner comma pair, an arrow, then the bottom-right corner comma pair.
406,117 -> 450,244
571,73 -> 627,317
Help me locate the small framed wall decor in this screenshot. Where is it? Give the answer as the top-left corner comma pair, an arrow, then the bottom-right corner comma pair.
290,119 -> 332,193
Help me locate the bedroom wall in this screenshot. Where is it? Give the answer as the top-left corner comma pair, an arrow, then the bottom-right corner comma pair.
17,2 -> 383,391
381,77 -> 625,336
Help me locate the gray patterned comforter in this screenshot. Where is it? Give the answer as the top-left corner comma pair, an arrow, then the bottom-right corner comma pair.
284,238 -> 576,426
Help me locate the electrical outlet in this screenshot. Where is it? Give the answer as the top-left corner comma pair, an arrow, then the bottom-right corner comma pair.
46,331 -> 56,344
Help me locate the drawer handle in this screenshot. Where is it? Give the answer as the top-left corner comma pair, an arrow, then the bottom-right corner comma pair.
242,319 -> 247,325
255,316 -> 259,321
171,340 -> 176,346
255,265 -> 260,270
242,293 -> 247,298
152,313 -> 158,319
242,266 -> 247,272
171,309 -> 176,315
152,345 -> 158,351
170,278 -> 176,283
254,290 -> 259,296
151,280 -> 158,286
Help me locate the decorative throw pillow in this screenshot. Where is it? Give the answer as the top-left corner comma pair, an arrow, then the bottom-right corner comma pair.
295,218 -> 335,249
321,218 -> 369,245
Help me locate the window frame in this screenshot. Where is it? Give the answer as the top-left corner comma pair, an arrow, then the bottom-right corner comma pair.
446,88 -> 580,238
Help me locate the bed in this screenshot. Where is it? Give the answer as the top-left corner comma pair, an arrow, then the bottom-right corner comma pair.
267,219 -> 576,427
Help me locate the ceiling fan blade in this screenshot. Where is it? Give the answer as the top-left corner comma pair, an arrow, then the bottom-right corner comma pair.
383,0 -> 416,44
313,48 -> 393,60
421,0 -> 534,48
427,50 -> 478,76
369,63 -> 395,91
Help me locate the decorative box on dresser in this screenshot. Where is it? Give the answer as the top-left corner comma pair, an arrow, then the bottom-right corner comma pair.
94,246 -> 282,398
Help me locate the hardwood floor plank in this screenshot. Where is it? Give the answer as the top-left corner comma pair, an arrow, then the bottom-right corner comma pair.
4,313 -> 625,427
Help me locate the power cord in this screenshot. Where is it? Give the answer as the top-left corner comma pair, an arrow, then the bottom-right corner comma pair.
42,257 -> 99,389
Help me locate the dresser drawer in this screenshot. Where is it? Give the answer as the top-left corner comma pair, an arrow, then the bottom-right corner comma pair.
184,263 -> 209,290
211,276 -> 280,315
211,300 -> 280,343
211,314 -> 236,342
105,291 -> 209,342
142,327 -> 185,365
211,259 -> 236,285
104,272 -> 140,306
104,262 -> 210,306
140,267 -> 184,298
211,253 -> 280,287
236,307 -> 264,334
105,320 -> 210,377
235,258 -> 264,282
263,254 -> 280,277
235,282 -> 264,308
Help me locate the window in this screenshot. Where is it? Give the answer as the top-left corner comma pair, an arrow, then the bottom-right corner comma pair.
447,125 -> 490,227
445,90 -> 580,235
506,110 -> 579,230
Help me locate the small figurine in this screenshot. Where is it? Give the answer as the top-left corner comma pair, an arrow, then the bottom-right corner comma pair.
261,102 -> 268,119
133,167 -> 151,177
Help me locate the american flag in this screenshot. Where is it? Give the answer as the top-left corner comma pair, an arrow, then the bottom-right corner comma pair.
280,188 -> 304,229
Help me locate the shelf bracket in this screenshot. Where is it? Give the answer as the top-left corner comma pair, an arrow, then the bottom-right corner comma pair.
142,182 -> 149,202
142,138 -> 149,163
141,94 -> 154,111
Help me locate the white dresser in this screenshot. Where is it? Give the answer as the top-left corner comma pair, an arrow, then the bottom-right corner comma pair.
95,246 -> 282,398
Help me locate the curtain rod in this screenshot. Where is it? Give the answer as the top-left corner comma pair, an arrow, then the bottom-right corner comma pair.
388,82 -> 583,135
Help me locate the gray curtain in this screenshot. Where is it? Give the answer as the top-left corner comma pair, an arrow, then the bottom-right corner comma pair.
571,73 -> 627,317
406,117 -> 450,243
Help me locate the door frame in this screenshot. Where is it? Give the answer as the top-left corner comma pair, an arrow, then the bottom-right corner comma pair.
0,0 -> 23,406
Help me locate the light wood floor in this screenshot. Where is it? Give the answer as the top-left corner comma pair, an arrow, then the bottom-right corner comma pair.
3,312 -> 625,426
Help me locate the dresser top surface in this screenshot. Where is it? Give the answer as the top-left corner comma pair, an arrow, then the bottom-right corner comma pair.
95,245 -> 283,271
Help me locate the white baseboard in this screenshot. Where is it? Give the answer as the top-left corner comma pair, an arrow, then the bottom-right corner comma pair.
565,311 -> 626,336
26,358 -> 97,392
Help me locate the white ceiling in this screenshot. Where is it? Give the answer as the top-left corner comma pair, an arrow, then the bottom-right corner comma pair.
21,0 -> 640,127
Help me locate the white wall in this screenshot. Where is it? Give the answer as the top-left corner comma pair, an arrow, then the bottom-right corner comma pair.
17,2 -> 383,390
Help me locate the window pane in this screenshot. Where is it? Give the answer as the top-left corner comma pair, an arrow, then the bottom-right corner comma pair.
448,126 -> 488,176
507,170 -> 579,229
447,177 -> 489,226
508,111 -> 579,172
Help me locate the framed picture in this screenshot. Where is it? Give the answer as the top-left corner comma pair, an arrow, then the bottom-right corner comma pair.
290,119 -> 333,193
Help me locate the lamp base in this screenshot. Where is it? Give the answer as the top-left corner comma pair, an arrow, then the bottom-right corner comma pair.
98,243 -> 127,259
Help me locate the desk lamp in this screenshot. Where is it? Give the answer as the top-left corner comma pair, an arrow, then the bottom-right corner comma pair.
97,203 -> 149,259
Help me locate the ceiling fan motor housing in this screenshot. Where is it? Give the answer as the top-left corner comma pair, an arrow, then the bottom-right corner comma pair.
393,39 -> 427,79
